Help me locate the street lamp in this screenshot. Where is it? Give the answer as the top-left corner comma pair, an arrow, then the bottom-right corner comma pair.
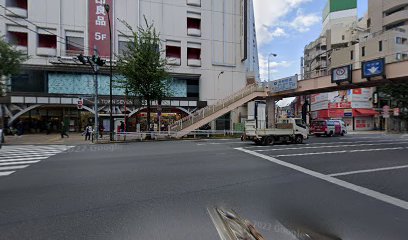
267,53 -> 277,82
215,71 -> 224,100
104,3 -> 114,141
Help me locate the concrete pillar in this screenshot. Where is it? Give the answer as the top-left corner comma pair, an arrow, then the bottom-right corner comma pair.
266,97 -> 276,128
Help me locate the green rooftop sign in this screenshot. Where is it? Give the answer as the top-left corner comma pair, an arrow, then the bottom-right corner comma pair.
323,0 -> 357,21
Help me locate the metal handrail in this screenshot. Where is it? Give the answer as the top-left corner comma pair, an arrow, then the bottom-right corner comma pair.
169,84 -> 267,131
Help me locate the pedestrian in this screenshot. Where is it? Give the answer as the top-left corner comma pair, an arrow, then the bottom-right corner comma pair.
60,121 -> 69,138
99,123 -> 104,138
120,121 -> 125,133
16,120 -> 24,136
84,124 -> 93,141
46,121 -> 52,135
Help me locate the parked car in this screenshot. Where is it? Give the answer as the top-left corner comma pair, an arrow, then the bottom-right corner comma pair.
311,119 -> 347,137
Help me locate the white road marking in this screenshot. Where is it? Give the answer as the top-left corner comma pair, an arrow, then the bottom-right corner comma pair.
0,165 -> 29,171
0,153 -> 58,159
0,157 -> 49,163
243,139 -> 408,149
197,142 -> 244,146
271,147 -> 407,158
235,147 -> 408,210
254,142 -> 408,152
329,165 -> 408,177
0,160 -> 41,166
0,171 -> 15,176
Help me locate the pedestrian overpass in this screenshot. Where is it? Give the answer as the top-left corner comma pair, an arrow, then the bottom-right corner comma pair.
169,59 -> 408,138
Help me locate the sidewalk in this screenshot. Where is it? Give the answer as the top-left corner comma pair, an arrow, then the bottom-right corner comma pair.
347,130 -> 386,135
3,133 -> 94,145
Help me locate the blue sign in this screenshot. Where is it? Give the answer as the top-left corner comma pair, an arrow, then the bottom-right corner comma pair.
270,75 -> 298,93
344,112 -> 353,117
362,58 -> 385,79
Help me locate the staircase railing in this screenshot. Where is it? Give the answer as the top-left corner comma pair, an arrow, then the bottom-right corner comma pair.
169,84 -> 267,132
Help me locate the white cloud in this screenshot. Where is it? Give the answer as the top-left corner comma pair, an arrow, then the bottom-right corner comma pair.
289,12 -> 321,32
257,26 -> 288,45
253,0 -> 312,45
258,54 -> 292,81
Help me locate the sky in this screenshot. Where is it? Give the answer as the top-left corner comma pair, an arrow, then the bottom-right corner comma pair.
254,0 -> 368,83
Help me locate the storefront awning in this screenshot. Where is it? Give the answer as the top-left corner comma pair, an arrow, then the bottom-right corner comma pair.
353,109 -> 379,116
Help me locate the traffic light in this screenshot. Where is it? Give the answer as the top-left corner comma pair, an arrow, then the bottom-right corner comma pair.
77,54 -> 88,64
93,56 -> 106,67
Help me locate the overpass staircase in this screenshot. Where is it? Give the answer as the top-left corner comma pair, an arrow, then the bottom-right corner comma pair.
169,84 -> 269,138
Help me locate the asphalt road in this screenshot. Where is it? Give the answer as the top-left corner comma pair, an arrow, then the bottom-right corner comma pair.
1,134 -> 408,239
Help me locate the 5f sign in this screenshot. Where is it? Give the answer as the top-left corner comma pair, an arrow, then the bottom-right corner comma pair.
88,0 -> 113,58
95,32 -> 107,41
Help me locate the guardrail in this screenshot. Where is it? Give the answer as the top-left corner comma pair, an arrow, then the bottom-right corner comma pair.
169,84 -> 266,132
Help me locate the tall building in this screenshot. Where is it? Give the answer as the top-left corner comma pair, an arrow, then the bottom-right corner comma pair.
303,0 -> 358,79
0,0 -> 259,132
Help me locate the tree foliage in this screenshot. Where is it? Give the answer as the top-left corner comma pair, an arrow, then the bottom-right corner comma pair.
0,37 -> 28,94
116,18 -> 170,131
379,83 -> 408,119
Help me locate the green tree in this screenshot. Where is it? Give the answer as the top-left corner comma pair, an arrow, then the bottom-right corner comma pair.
379,83 -> 408,120
116,19 -> 170,131
0,37 -> 27,95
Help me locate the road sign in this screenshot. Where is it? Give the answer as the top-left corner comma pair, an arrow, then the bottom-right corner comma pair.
331,65 -> 352,84
362,58 -> 385,79
382,105 -> 390,118
394,108 -> 400,116
270,75 -> 298,93
344,109 -> 353,117
77,98 -> 84,110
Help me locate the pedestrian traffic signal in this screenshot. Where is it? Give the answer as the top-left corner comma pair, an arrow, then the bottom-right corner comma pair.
91,55 -> 105,67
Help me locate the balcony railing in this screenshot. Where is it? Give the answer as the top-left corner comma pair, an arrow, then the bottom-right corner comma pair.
187,28 -> 201,37
5,7 -> 27,18
187,59 -> 201,67
37,47 -> 57,57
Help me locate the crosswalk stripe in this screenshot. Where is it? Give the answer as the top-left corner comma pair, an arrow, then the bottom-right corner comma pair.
0,157 -> 49,163
0,153 -> 57,160
0,171 -> 15,176
0,165 -> 29,171
0,160 -> 41,166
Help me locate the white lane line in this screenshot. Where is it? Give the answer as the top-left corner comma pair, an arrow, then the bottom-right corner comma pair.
235,147 -> 408,210
0,165 -> 29,171
0,160 -> 41,166
243,139 -> 408,149
0,171 -> 15,176
0,157 -> 49,163
329,165 -> 408,177
271,147 -> 407,158
197,142 -> 245,146
0,149 -> 63,154
255,142 -> 408,152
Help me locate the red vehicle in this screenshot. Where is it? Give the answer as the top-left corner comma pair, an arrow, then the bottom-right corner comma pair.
310,120 -> 347,137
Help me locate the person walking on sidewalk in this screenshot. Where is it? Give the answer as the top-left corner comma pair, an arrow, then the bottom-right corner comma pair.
46,121 -> 52,135
84,124 -> 93,141
60,121 -> 69,138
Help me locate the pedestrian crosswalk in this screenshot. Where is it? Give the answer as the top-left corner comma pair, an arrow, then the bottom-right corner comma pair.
0,145 -> 74,177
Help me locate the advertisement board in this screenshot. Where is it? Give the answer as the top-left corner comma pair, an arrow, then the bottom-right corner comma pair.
311,101 -> 329,111
270,75 -> 298,93
88,0 -> 114,58
348,88 -> 371,102
362,58 -> 385,79
331,65 -> 352,83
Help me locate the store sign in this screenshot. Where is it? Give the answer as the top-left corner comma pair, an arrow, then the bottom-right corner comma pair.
362,58 -> 385,79
77,98 -> 83,109
88,0 -> 113,58
344,109 -> 353,117
328,102 -> 352,109
331,65 -> 352,83
270,75 -> 298,93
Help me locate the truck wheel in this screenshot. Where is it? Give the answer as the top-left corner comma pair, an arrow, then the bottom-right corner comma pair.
265,136 -> 275,145
295,135 -> 303,144
254,139 -> 262,145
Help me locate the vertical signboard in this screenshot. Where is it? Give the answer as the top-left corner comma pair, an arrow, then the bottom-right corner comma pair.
89,0 -> 113,58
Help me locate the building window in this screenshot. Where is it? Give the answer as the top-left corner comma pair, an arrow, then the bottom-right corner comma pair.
342,35 -> 345,41
186,0 -> 201,7
38,34 -> 56,48
118,41 -> 130,56
7,31 -> 28,46
187,12 -> 201,37
361,46 -> 365,57
187,17 -> 201,30
66,36 -> 84,55
379,40 -> 382,52
166,45 -> 181,65
367,18 -> 371,28
350,50 -> 354,60
396,37 -> 407,44
187,45 -> 201,67
6,0 -> 28,9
